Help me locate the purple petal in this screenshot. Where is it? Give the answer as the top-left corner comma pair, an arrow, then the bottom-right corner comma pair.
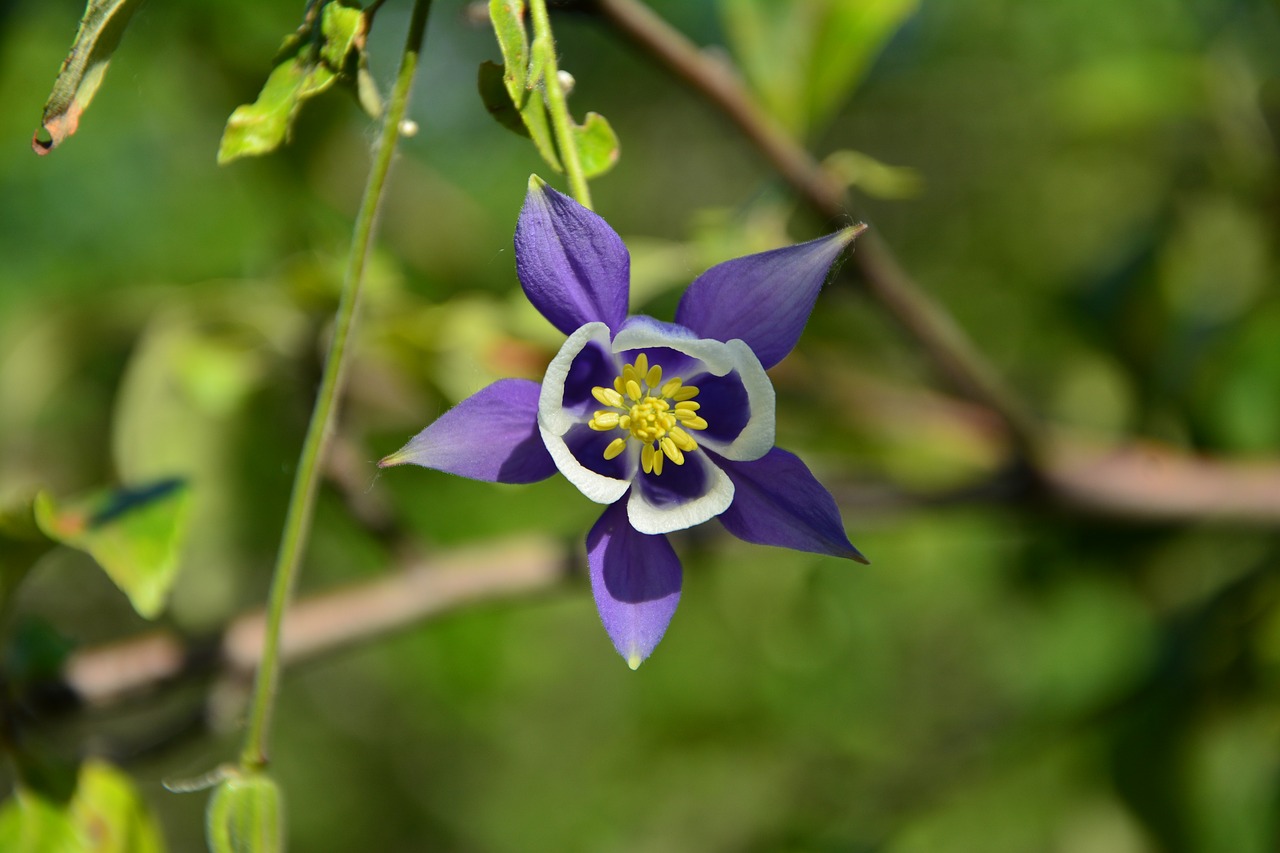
587,500 -> 682,669
515,179 -> 630,336
379,379 -> 556,484
711,447 -> 868,563
675,226 -> 865,369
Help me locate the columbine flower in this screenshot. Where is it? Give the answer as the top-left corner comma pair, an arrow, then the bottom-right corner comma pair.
381,177 -> 867,668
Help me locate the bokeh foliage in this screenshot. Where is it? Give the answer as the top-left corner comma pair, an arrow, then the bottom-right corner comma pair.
2,0 -> 1280,850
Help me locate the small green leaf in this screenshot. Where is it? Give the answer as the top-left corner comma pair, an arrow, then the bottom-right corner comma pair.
207,771 -> 284,853
478,59 -> 531,137
569,112 -> 620,179
489,0 -> 531,100
0,761 -> 165,853
32,0 -> 144,155
218,1 -> 379,164
481,0 -> 618,177
34,480 -> 190,620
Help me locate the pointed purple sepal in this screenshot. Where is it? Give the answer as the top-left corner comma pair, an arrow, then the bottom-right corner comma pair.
587,500 -> 682,669
379,379 -> 556,484
515,178 -> 631,336
675,226 -> 865,369
713,447 -> 868,563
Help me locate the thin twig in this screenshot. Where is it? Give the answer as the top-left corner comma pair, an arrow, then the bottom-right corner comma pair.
530,0 -> 595,208
591,0 -> 1042,459
57,537 -> 568,712
239,0 -> 436,773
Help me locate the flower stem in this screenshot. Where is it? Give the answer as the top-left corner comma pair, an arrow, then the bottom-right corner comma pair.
238,0 -> 435,773
528,0 -> 593,209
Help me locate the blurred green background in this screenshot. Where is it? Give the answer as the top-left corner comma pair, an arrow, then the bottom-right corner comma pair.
3,0 -> 1280,850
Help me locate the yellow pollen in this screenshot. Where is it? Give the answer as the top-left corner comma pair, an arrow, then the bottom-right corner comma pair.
588,355 -> 709,475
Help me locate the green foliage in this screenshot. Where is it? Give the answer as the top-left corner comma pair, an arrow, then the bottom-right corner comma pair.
5,0 -> 1280,850
207,771 -> 284,853
218,1 -> 380,164
34,482 -> 190,620
718,0 -> 919,135
32,0 -> 144,154
0,761 -> 165,853
479,0 -> 619,178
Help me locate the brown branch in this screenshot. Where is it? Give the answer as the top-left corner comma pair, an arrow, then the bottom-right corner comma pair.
58,536 -> 569,710
592,0 -> 1043,459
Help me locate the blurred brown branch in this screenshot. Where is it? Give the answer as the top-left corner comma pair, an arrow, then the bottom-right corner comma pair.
48,537 -> 568,713
593,0 -> 1043,459
593,0 -> 1280,525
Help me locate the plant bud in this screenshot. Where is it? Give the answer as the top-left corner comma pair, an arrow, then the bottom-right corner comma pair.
206,771 -> 284,853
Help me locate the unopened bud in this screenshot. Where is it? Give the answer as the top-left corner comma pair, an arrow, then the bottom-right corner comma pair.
206,770 -> 285,853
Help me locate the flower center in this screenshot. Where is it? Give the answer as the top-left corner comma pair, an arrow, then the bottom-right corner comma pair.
587,353 -> 708,476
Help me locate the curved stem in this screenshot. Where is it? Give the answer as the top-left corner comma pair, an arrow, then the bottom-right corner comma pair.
238,0 -> 435,772
528,0 -> 593,209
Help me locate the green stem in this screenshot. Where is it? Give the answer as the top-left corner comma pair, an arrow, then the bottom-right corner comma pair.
238,0 -> 435,772
528,0 -> 592,209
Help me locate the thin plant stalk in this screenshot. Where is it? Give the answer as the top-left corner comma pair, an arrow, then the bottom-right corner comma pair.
528,0 -> 593,209
239,0 -> 436,772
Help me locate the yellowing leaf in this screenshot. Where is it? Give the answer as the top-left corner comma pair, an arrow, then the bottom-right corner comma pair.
0,761 -> 165,853
34,480 -> 190,620
33,0 -> 144,155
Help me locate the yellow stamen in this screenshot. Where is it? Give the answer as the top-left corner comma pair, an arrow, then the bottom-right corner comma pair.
660,437 -> 683,465
592,387 -> 624,408
587,355 -> 710,475
669,427 -> 697,452
590,411 -> 620,430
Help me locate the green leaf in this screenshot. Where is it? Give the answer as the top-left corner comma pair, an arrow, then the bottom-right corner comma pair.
32,0 -> 144,155
568,112 -> 620,179
34,480 -> 190,620
218,1 -> 380,164
206,771 -> 284,853
719,0 -> 919,135
481,0 -> 619,178
0,761 -> 165,853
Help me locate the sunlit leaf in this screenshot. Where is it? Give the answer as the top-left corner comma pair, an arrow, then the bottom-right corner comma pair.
0,761 -> 165,853
719,0 -> 919,134
481,0 -> 619,178
32,0 -> 144,155
207,771 -> 284,853
34,480 -> 190,620
569,112 -> 620,179
218,0 -> 379,164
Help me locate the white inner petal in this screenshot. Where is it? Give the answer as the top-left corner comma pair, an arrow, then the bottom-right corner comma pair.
538,322 -> 632,503
696,339 -> 776,462
627,453 -> 735,535
611,322 -> 734,375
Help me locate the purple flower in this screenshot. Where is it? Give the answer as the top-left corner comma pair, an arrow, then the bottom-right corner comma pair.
381,178 -> 867,668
